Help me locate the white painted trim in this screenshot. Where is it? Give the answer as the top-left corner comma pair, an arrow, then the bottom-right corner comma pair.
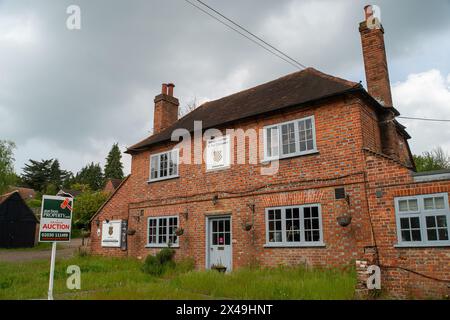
394,193 -> 450,247
262,115 -> 318,162
149,149 -> 179,182
146,215 -> 179,247
264,204 -> 324,247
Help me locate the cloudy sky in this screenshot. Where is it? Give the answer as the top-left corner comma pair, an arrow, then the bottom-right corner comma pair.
1,0 -> 450,175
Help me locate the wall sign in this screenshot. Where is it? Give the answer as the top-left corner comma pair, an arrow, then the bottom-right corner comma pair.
206,135 -> 231,171
39,195 -> 73,242
101,220 -> 122,247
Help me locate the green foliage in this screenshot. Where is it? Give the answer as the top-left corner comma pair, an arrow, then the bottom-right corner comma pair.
73,162 -> 104,191
21,159 -> 71,192
414,147 -> 450,172
26,198 -> 42,208
141,248 -> 176,276
0,140 -> 16,194
72,190 -> 109,229
104,143 -> 124,180
141,255 -> 165,276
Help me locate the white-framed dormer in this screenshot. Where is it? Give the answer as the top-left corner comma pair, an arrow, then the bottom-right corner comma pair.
148,149 -> 179,183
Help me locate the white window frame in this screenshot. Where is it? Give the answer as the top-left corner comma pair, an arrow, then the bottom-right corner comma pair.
148,149 -> 179,182
263,116 -> 318,162
395,193 -> 450,247
264,204 -> 325,248
146,215 -> 179,248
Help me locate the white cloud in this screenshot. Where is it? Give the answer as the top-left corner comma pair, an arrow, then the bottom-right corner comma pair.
0,15 -> 39,46
393,69 -> 450,155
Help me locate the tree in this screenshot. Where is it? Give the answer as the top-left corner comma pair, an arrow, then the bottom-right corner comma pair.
0,140 -> 16,194
74,162 -> 104,191
21,159 -> 53,192
414,147 -> 450,172
72,190 -> 109,229
104,143 -> 124,180
178,97 -> 199,118
22,158 -> 71,192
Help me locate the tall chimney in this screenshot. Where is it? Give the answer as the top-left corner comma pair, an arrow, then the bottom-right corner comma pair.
359,5 -> 393,108
153,83 -> 179,134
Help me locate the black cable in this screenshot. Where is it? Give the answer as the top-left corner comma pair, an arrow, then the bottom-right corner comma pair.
194,0 -> 307,70
182,0 -> 303,70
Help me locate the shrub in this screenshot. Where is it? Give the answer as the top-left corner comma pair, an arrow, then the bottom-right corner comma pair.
141,255 -> 165,276
142,248 -> 177,276
156,248 -> 175,265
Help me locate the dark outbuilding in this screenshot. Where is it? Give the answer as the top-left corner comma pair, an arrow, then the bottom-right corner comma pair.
0,191 -> 38,248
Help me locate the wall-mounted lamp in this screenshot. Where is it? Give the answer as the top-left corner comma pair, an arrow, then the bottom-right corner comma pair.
212,195 -> 219,205
105,219 -> 110,224
95,219 -> 100,227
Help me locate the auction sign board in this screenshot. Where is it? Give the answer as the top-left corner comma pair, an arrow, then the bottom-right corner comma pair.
39,195 -> 74,300
39,195 -> 73,242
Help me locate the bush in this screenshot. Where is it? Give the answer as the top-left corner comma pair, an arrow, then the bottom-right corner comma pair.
141,248 -> 176,276
157,248 -> 175,264
141,255 -> 165,276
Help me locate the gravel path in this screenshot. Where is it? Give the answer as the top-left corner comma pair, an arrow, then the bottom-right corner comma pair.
0,238 -> 84,263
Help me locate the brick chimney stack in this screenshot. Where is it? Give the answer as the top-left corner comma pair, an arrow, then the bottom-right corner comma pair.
153,83 -> 179,134
359,5 -> 393,108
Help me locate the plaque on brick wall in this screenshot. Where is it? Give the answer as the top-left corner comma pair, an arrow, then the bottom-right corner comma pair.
206,135 -> 231,171
101,220 -> 122,247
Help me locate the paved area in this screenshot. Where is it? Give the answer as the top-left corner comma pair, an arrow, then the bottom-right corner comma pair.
0,238 -> 85,263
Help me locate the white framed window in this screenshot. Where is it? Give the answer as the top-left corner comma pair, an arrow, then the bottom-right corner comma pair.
147,216 -> 179,247
395,193 -> 450,247
149,149 -> 179,182
265,204 -> 324,247
263,116 -> 317,161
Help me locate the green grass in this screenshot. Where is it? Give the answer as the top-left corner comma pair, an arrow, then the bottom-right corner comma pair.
0,256 -> 356,300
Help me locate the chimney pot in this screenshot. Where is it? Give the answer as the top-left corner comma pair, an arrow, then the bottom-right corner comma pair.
167,83 -> 175,97
364,5 -> 373,20
162,83 -> 168,95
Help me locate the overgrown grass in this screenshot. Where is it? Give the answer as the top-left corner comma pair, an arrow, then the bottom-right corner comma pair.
0,256 -> 356,300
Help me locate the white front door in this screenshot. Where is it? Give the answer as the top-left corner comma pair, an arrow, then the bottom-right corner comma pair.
208,216 -> 232,271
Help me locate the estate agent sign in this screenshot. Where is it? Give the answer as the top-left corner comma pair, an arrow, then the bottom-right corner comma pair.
38,195 -> 74,300
39,195 -> 73,242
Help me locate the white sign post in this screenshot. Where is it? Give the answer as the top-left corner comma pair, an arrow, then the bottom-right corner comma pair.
39,195 -> 73,300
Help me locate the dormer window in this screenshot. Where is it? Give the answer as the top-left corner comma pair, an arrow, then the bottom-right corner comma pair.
264,116 -> 317,161
149,149 -> 179,182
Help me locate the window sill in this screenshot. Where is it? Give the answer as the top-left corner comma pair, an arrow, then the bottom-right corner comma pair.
147,175 -> 179,184
394,243 -> 450,248
264,242 -> 325,248
206,166 -> 231,173
145,244 -> 180,249
261,150 -> 319,164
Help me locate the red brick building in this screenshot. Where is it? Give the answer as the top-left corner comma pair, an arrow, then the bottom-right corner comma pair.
90,6 -> 450,298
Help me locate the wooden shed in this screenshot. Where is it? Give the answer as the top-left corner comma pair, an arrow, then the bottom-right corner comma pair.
0,191 -> 38,248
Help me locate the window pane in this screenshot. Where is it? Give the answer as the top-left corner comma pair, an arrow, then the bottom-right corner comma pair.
299,118 -> 315,152
401,230 -> 411,242
410,217 -> 420,229
411,230 -> 421,241
427,229 -> 438,241
438,229 -> 449,241
400,218 -> 410,229
435,197 -> 445,209
150,156 -> 158,179
437,215 -> 448,228
424,198 -> 434,210
281,123 -> 296,155
399,200 -> 408,212
426,216 -> 436,228
266,127 -> 279,158
408,199 -> 418,211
